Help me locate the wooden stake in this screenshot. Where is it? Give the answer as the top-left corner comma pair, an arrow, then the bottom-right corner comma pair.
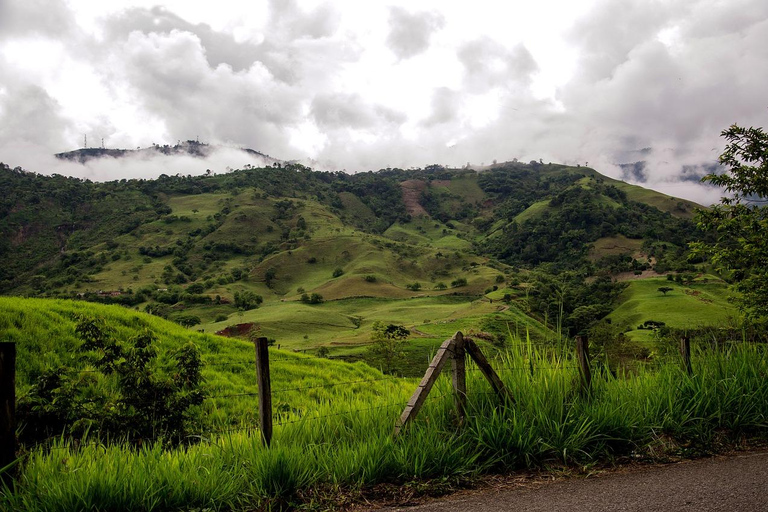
451,332 -> 466,424
0,343 -> 16,486
576,335 -> 591,393
680,336 -> 692,376
254,337 -> 272,446
465,338 -> 514,404
395,334 -> 457,435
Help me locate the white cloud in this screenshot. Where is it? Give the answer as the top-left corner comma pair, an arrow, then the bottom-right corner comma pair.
0,0 -> 766,205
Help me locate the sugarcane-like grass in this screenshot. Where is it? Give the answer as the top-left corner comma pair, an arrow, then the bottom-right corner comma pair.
3,339 -> 768,511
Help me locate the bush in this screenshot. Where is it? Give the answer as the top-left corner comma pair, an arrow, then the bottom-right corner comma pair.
234,291 -> 263,310
176,314 -> 201,327
332,267 -> 344,278
16,316 -> 204,446
451,277 -> 468,287
364,275 -> 377,282
214,314 -> 228,322
300,293 -> 324,304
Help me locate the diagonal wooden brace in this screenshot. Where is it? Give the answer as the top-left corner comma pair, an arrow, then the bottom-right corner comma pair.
465,338 -> 514,404
395,333 -> 458,435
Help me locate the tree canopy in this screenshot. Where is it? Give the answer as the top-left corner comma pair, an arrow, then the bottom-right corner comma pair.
693,124 -> 768,319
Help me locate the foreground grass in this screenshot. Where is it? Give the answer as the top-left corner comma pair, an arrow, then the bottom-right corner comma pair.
3,340 -> 767,511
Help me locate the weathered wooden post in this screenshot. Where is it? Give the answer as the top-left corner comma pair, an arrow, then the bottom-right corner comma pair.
451,332 -> 466,424
396,332 -> 514,436
254,337 -> 272,447
576,335 -> 592,393
680,336 -> 692,376
0,343 -> 16,486
395,334 -> 458,435
465,338 -> 514,404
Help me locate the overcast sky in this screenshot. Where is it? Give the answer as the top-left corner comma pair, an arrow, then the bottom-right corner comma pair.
1,0 -> 767,204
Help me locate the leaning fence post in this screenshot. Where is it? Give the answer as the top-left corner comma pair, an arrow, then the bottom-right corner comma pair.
0,343 -> 16,486
680,336 -> 692,376
576,335 -> 592,393
395,334 -> 458,436
451,332 -> 466,425
254,337 -> 272,447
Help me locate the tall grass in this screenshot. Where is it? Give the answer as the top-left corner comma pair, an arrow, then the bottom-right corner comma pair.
3,335 -> 768,511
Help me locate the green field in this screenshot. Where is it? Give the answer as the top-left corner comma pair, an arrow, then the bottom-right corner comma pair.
608,276 -> 737,342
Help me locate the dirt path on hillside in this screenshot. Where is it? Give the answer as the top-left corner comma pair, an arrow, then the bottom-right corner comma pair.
365,449 -> 768,512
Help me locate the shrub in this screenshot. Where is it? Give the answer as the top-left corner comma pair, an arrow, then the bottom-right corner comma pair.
364,275 -> 377,282
451,277 -> 468,287
234,291 -> 263,310
17,317 -> 204,446
332,267 -> 344,278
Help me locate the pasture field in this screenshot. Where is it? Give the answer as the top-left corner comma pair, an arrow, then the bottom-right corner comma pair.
608,276 -> 737,342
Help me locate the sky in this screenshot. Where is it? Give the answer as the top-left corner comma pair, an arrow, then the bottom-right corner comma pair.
1,0 -> 767,204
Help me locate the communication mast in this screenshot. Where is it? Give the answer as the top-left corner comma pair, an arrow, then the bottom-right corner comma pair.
83,134 -> 87,148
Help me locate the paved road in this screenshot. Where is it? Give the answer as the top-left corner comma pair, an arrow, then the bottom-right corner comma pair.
379,451 -> 768,512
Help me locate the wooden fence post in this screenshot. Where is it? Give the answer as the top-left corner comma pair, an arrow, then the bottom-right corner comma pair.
465,338 -> 514,404
680,336 -> 692,376
576,335 -> 592,393
254,337 -> 272,447
0,343 -> 16,486
451,332 -> 466,425
395,334 -> 458,435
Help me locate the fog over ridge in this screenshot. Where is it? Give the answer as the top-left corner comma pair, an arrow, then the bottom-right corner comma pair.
0,0 -> 766,206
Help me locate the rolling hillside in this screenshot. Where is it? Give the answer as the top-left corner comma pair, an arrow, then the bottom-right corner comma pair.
0,159 -> 724,371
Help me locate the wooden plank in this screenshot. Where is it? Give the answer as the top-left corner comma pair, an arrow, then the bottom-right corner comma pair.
465,338 -> 514,404
576,335 -> 592,393
451,332 -> 467,424
680,336 -> 692,376
395,334 -> 457,435
254,337 -> 273,447
0,343 -> 16,487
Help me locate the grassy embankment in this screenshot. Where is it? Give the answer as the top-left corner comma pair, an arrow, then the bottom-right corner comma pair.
0,297 -> 415,429
2,297 -> 767,511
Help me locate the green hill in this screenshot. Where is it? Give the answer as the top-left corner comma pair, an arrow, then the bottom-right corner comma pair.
0,297 -> 412,426
0,159 -> 724,366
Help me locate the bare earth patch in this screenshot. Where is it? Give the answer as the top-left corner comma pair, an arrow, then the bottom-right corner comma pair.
400,180 -> 429,217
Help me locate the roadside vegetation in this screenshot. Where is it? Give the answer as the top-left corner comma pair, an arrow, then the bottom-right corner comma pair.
2,325 -> 767,511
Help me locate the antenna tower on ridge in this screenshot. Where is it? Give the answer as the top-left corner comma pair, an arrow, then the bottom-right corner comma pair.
83,134 -> 87,148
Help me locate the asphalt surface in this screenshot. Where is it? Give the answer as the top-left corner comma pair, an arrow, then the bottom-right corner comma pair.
379,450 -> 768,512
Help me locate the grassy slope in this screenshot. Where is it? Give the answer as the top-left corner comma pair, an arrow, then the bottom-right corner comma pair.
0,297 -> 414,427
588,235 -> 645,260
608,276 -> 737,342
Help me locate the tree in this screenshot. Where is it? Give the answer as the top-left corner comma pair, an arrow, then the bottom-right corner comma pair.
657,287 -> 673,296
234,290 -> 263,310
692,124 -> 768,319
369,321 -> 410,373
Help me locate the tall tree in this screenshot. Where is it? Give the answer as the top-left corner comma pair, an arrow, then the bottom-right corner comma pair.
692,124 -> 768,319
